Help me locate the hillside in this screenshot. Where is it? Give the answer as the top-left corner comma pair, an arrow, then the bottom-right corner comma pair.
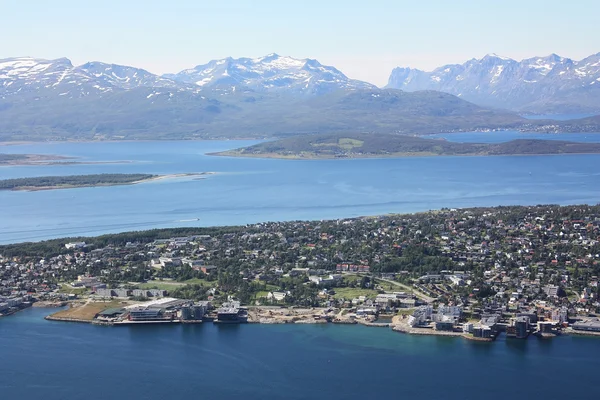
0,85 -> 526,141
212,133 -> 600,159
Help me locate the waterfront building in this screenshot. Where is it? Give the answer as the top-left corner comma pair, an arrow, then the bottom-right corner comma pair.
515,316 -> 530,339
96,308 -> 126,321
192,304 -> 207,320
180,306 -> 192,320
473,326 -> 493,338
128,306 -> 173,322
537,321 -> 555,335
506,316 -> 531,339
551,307 -> 568,324
408,305 -> 433,327
7,297 -> 23,307
572,319 -> 600,333
216,302 -> 247,323
435,321 -> 455,331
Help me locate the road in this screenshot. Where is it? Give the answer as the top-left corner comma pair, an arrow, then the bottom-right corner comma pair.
375,277 -> 436,303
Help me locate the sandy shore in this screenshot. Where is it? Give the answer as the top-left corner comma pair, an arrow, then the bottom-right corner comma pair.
6,172 -> 215,192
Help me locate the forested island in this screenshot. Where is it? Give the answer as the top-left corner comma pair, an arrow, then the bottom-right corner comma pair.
0,153 -> 72,165
0,173 -> 163,191
212,133 -> 600,159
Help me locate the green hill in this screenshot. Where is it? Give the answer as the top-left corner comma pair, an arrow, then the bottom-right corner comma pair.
212,133 -> 600,159
0,89 -> 526,141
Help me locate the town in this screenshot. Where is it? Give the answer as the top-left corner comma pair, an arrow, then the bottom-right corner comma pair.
1,204 -> 600,340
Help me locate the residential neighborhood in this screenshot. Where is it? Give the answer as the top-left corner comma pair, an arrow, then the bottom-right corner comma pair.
1,204 -> 599,336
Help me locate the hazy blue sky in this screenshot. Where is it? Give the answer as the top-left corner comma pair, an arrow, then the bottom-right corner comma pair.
1,0 -> 598,85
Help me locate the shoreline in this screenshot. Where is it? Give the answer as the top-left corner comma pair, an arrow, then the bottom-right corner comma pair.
21,306 -> 600,341
208,150 -> 600,161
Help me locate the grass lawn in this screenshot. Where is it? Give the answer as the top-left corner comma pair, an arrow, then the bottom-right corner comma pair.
182,278 -> 214,286
338,138 -> 364,149
58,284 -> 88,296
135,278 -> 214,291
332,287 -> 379,300
50,300 -> 124,321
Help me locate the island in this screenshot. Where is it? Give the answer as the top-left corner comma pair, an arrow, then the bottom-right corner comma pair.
0,153 -> 73,165
2,204 -> 600,340
209,133 -> 600,159
0,173 -> 210,191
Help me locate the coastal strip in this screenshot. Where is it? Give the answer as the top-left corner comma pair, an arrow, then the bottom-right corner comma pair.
0,172 -> 214,192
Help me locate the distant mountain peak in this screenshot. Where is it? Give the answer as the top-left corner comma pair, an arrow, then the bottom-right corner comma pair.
386,52 -> 600,114
164,54 -> 375,95
483,53 -> 514,61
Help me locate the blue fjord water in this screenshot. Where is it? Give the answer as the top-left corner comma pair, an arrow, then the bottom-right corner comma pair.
1,308 -> 599,400
1,133 -> 600,244
2,132 -> 600,399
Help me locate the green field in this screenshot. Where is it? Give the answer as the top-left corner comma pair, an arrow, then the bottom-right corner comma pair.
135,278 -> 213,291
58,284 -> 89,295
332,287 -> 379,300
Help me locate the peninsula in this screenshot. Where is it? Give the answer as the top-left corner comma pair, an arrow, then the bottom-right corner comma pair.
0,173 -> 208,191
2,204 -> 599,340
211,133 -> 600,159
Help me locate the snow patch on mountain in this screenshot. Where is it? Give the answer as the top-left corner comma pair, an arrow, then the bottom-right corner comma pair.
164,53 -> 375,95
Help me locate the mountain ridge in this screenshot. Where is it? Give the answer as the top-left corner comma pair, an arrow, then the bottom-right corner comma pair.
386,53 -> 600,114
0,53 -> 597,142
163,53 -> 376,95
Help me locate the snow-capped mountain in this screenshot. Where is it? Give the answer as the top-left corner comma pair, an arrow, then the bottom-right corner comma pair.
164,53 -> 376,95
0,57 -> 187,100
386,53 -> 600,113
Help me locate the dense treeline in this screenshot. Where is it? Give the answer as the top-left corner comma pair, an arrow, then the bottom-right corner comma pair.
0,174 -> 157,190
0,226 -> 252,258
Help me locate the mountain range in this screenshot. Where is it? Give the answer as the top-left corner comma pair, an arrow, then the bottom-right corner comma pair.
0,53 -> 597,141
0,54 -> 373,101
386,53 -> 600,114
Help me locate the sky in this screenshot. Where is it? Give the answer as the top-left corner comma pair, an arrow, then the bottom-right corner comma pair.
1,0 -> 599,86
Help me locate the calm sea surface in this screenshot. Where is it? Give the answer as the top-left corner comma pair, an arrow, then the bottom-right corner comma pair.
1,134 -> 600,244
1,308 -> 599,400
3,132 -> 600,399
